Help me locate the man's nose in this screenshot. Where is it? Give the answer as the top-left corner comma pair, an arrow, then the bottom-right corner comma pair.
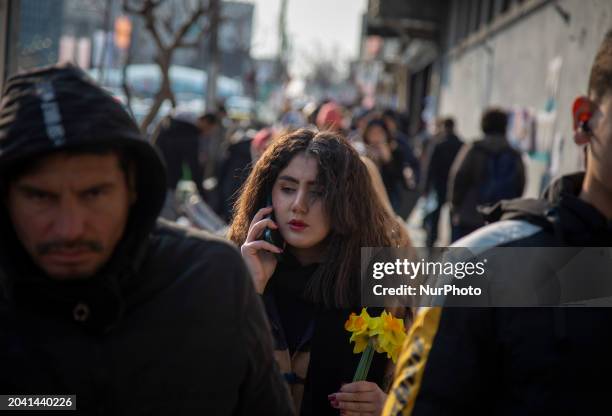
52,198 -> 86,240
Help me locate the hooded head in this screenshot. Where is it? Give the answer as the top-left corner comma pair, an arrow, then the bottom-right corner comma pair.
0,63 -> 166,282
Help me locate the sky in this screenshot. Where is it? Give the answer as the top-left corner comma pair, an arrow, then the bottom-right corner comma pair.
240,0 -> 368,77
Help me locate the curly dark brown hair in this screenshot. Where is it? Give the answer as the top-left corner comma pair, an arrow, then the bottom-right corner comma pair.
228,128 -> 410,308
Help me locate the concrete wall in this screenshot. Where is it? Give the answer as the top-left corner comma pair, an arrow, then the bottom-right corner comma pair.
437,0 -> 612,196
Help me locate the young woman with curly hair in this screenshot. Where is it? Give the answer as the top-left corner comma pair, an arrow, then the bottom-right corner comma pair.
228,128 -> 411,415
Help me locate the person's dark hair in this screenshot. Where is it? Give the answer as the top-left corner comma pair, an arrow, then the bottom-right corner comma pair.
198,112 -> 219,125
443,117 -> 455,132
481,108 -> 508,135
588,30 -> 612,103
363,119 -> 393,145
228,128 -> 409,308
382,108 -> 397,121
350,108 -> 370,130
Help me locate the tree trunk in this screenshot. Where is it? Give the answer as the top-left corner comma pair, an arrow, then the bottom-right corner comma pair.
140,52 -> 173,133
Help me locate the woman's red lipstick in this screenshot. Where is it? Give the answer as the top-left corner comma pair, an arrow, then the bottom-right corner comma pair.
288,220 -> 308,231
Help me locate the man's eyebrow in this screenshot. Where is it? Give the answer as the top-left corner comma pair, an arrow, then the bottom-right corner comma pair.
277,175 -> 319,185
16,181 -> 116,194
15,184 -> 55,194
81,182 -> 115,191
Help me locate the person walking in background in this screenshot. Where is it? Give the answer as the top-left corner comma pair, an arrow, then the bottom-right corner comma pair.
421,117 -> 463,247
229,129 -> 411,415
363,118 -> 410,215
447,108 -> 525,241
196,111 -> 221,179
152,113 -> 208,220
382,109 -> 420,186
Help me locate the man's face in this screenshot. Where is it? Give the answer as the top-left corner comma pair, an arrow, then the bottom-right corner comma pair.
6,152 -> 134,280
587,92 -> 612,191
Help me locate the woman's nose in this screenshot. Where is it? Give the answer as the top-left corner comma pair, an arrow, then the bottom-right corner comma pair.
291,189 -> 309,213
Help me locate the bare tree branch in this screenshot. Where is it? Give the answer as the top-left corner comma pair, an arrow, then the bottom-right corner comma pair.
177,22 -> 210,48
143,0 -> 166,51
124,0 -> 215,132
162,15 -> 174,37
169,2 -> 208,50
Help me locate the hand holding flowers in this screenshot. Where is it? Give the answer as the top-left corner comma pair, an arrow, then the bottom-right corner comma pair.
327,308 -> 407,414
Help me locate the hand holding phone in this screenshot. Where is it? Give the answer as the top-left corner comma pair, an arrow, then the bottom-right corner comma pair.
239,196 -> 284,294
263,195 -> 285,253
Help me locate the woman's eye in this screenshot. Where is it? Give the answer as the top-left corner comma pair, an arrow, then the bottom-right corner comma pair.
281,187 -> 296,193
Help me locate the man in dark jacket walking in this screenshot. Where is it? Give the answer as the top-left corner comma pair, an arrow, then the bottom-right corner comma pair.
0,64 -> 293,415
447,108 -> 525,241
421,117 -> 463,247
383,30 -> 612,416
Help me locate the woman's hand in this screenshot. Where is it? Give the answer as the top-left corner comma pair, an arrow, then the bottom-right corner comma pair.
367,142 -> 392,165
376,142 -> 392,164
240,206 -> 283,294
328,381 -> 387,415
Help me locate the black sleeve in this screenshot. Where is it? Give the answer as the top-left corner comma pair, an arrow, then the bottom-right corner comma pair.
420,143 -> 439,195
233,257 -> 295,416
381,147 -> 408,187
515,153 -> 526,197
384,307 -> 496,415
447,144 -> 474,207
186,136 -> 206,199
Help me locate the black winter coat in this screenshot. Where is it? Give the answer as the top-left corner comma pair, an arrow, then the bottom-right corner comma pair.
385,173 -> 612,415
0,65 -> 292,416
1,220 -> 294,415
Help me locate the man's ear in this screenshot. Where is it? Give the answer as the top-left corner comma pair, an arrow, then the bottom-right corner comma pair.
572,96 -> 595,145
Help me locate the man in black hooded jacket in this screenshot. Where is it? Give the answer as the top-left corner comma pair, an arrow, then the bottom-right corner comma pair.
0,64 -> 293,415
383,30 -> 612,415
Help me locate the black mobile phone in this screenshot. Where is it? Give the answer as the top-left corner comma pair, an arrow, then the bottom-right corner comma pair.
262,195 -> 285,255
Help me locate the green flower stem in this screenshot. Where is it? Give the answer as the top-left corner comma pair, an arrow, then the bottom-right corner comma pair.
353,340 -> 375,382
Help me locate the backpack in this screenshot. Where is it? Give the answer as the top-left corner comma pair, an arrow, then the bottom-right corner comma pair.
478,149 -> 522,205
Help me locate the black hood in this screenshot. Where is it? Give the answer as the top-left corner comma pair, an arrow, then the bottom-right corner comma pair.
0,63 -> 167,331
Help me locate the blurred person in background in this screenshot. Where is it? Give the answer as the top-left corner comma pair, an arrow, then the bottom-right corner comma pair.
197,111 -> 221,179
382,109 -> 420,190
153,113 -> 207,220
213,127 -> 259,222
447,108 -> 525,241
347,107 -> 371,154
363,118 -> 409,215
420,117 -> 463,247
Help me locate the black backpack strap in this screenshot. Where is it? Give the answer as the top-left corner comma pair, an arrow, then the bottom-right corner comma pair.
480,198 -> 558,230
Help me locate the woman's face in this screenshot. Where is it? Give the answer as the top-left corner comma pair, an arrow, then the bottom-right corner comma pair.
365,125 -> 388,146
271,153 -> 331,262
